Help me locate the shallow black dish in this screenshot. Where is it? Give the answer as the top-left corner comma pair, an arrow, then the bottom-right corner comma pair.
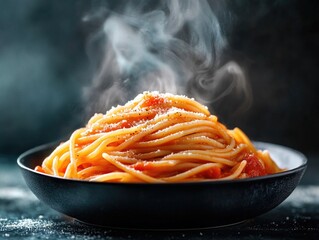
18,142 -> 307,229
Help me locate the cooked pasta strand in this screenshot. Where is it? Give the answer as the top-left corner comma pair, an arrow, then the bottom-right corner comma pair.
36,92 -> 281,182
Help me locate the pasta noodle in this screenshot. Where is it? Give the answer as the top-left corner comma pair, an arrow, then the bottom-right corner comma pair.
35,91 -> 282,182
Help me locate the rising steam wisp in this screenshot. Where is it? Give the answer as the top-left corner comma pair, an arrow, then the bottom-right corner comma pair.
84,0 -> 251,116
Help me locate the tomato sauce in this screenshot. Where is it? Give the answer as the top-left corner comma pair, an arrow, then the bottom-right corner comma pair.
132,161 -> 155,171
243,153 -> 267,177
199,166 -> 222,179
142,95 -> 165,108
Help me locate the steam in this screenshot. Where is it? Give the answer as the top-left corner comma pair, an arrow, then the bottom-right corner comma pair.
84,0 -> 251,116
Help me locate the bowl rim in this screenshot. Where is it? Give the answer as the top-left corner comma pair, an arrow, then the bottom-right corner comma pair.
17,141 -> 307,186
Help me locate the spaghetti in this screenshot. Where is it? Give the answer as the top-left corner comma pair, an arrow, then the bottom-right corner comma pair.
35,92 -> 281,182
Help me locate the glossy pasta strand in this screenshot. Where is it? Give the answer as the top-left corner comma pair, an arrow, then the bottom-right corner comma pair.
36,92 -> 281,182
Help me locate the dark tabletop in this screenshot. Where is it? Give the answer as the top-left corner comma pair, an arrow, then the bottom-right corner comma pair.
1,155 -> 319,240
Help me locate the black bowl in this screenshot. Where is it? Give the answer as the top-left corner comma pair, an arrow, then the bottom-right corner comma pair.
17,142 -> 307,229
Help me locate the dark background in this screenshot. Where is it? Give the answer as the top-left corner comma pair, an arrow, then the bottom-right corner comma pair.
0,0 -> 318,163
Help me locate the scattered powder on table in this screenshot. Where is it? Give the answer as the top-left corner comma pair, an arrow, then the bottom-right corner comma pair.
4,219 -> 54,230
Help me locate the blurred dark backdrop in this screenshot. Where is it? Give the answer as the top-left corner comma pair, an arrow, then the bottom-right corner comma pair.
0,0 -> 318,159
